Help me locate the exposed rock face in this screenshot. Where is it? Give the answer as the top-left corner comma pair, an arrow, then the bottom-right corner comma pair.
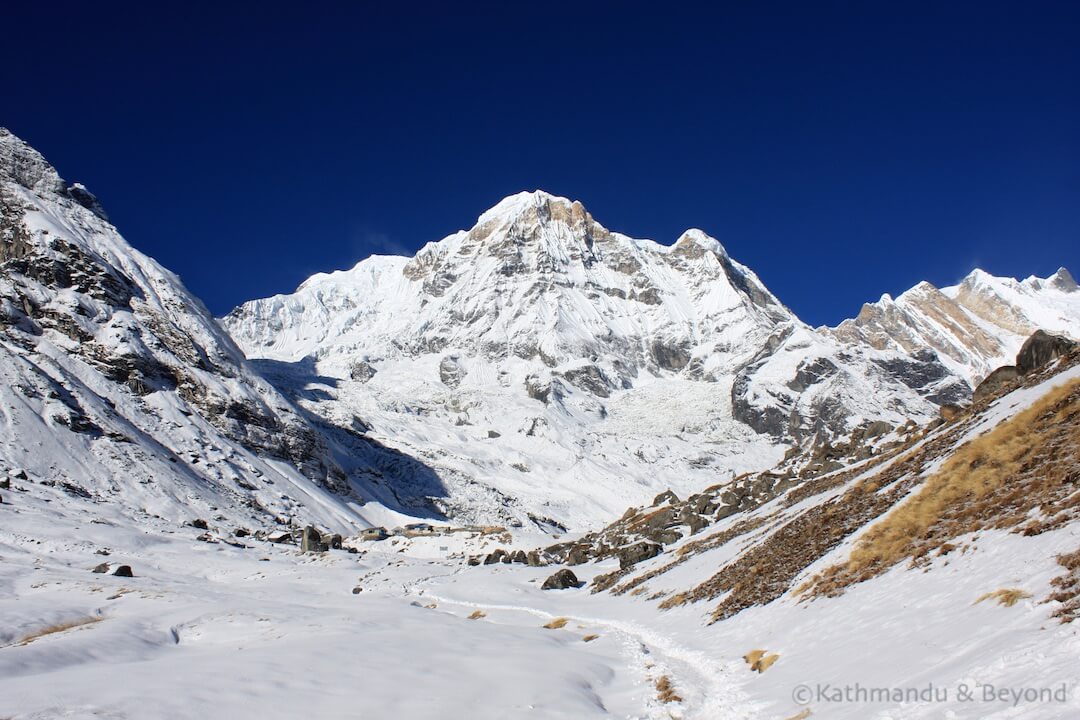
349,360 -> 377,382
1016,330 -> 1076,376
829,269 -> 1080,387
439,355 -> 465,388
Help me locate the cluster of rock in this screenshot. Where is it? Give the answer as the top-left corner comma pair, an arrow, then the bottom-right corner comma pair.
972,331 -> 1077,404
468,547 -> 545,566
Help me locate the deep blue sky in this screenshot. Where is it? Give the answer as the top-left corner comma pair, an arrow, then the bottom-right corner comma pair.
3,2 -> 1077,324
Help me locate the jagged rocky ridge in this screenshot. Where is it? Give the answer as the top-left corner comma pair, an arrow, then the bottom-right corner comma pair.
224,190 -> 1076,529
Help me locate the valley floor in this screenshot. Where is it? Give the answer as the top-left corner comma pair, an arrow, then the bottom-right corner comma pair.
3,483 -> 1079,720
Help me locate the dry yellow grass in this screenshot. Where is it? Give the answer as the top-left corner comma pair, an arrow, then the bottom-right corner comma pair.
975,588 -> 1031,607
467,610 -> 486,620
582,634 -> 600,642
807,378 -> 1080,595
743,649 -> 766,666
17,616 -> 103,645
784,710 -> 813,720
655,675 -> 682,703
755,653 -> 780,673
744,649 -> 780,673
543,617 -> 569,629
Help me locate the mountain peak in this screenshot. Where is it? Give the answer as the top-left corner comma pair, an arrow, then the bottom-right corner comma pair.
0,127 -> 65,196
1050,267 -> 1077,291
475,190 -> 580,226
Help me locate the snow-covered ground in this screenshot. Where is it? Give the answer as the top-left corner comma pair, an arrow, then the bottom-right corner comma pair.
3,481 -> 1078,718
4,367 -> 1079,719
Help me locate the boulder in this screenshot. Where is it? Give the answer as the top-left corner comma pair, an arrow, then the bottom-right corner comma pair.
324,533 -> 343,550
566,544 -> 591,565
112,565 -> 134,577
683,513 -> 709,534
11,468 -> 28,480
973,365 -> 1019,404
0,478 -> 9,490
509,550 -> 528,564
92,562 -> 110,573
526,550 -> 543,567
618,541 -> 662,570
541,568 -> 581,590
652,490 -> 679,506
483,549 -> 508,565
1016,330 -> 1076,375
467,556 -> 481,566
190,518 -> 209,530
300,525 -> 328,553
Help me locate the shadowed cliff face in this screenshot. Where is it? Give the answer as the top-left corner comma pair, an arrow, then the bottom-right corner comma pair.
0,127 -> 450,529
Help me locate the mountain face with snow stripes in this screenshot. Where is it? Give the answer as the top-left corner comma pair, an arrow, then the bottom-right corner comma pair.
0,127 -> 442,534
223,188 -> 1078,528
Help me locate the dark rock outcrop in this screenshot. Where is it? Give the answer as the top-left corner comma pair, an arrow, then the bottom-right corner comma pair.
541,568 -> 581,590
973,366 -> 1019,404
618,541 -> 662,570
1016,331 -> 1076,376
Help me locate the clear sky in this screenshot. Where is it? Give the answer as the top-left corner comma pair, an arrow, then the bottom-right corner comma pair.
3,1 -> 1077,325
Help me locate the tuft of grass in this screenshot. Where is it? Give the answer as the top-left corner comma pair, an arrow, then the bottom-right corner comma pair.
744,649 -> 780,672
467,610 -> 486,620
17,616 -> 103,645
975,588 -> 1031,607
658,591 -> 688,610
543,617 -> 569,629
582,634 -> 600,642
784,710 -> 813,720
655,675 -> 682,704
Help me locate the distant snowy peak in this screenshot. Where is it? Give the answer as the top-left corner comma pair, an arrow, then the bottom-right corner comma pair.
225,190 -> 795,384
830,267 -> 1080,385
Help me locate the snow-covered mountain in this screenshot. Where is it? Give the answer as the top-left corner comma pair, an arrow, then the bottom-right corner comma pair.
224,190 -> 985,529
0,127 -> 443,534
828,267 -> 1080,386
5,129 -> 1080,720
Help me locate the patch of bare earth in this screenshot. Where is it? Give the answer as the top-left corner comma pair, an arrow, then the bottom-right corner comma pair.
1047,548 -> 1080,623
